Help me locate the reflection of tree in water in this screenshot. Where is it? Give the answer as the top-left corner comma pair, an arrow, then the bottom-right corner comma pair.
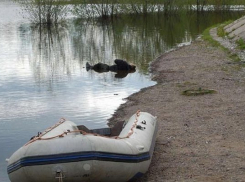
17,11 -> 244,86
18,23 -> 74,90
71,16 -> 168,74
71,11 -> 244,74
71,19 -> 113,65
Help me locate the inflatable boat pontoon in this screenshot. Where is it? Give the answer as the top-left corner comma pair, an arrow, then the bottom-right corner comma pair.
7,111 -> 158,182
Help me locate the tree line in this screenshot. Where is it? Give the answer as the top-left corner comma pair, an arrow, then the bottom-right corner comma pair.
15,0 -> 245,25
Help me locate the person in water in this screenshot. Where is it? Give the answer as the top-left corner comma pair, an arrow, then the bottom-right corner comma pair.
109,59 -> 136,72
86,62 -> 110,73
86,59 -> 136,78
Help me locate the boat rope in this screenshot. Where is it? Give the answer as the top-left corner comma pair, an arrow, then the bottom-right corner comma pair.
24,110 -> 141,146
115,110 -> 140,139
24,118 -> 66,146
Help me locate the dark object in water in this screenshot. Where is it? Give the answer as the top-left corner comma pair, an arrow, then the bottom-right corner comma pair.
86,59 -> 136,78
110,59 -> 136,71
86,62 -> 109,73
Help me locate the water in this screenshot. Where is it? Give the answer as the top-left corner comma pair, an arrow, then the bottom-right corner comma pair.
0,1 -> 244,181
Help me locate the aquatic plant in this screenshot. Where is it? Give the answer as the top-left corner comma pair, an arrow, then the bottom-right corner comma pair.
182,87 -> 217,96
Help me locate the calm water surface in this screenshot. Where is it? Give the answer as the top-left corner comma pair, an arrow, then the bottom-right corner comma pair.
0,1 -> 244,181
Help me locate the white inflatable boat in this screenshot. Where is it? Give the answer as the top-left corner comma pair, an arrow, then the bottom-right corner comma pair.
7,111 -> 158,182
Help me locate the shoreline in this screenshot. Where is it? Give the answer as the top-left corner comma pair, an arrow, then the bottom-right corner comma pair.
108,27 -> 245,181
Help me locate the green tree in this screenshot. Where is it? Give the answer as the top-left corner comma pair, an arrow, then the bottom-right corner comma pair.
16,0 -> 70,25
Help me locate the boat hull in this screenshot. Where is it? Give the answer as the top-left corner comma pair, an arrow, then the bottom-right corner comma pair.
7,112 -> 158,182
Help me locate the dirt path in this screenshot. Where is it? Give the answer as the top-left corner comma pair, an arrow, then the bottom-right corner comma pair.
109,32 -> 245,181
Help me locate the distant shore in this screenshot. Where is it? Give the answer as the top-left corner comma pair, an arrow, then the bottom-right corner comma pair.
109,25 -> 245,181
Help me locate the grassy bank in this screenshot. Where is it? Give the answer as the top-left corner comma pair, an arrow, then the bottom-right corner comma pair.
202,20 -> 245,63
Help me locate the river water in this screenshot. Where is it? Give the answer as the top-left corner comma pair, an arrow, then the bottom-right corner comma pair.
0,1 -> 244,181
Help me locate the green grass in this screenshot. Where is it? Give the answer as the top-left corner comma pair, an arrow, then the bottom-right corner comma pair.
202,26 -> 221,47
229,53 -> 241,62
202,21 -> 232,45
236,38 -> 245,50
202,21 -> 242,62
217,21 -> 233,37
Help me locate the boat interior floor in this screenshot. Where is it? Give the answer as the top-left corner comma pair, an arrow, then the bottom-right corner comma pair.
77,121 -> 125,137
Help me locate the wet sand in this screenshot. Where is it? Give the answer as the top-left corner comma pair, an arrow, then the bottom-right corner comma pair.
109,30 -> 245,181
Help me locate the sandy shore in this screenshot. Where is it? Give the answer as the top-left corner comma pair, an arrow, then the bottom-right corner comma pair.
109,29 -> 245,181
